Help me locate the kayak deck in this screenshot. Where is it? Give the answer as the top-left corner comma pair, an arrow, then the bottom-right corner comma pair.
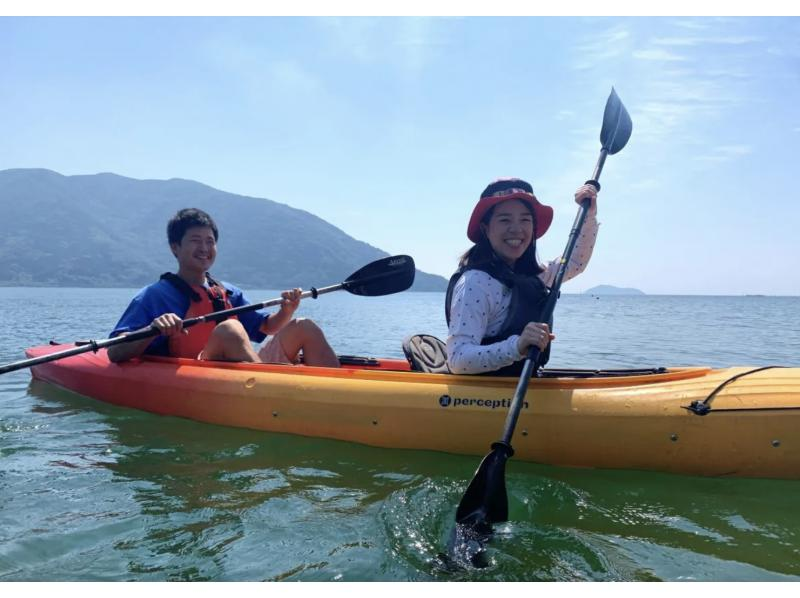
25,344 -> 800,479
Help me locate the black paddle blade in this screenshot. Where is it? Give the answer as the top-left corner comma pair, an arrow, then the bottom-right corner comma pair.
441,521 -> 492,570
455,442 -> 512,526
441,442 -> 513,570
600,87 -> 632,155
343,254 -> 415,296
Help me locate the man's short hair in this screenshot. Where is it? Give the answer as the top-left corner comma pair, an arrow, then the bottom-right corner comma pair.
167,208 -> 219,245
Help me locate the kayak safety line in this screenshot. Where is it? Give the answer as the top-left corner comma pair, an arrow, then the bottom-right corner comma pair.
684,366 -> 787,415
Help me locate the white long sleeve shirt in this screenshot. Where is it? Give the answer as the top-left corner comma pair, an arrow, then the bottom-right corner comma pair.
446,216 -> 599,374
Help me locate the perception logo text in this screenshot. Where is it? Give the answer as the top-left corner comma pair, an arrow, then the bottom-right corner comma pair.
438,395 -> 528,410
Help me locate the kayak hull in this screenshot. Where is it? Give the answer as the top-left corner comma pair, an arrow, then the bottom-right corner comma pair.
25,344 -> 800,479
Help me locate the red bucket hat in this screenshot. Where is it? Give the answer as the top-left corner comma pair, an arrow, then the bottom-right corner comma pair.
467,178 -> 553,243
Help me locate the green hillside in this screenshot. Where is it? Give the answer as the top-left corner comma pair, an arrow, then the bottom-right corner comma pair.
0,169 -> 446,291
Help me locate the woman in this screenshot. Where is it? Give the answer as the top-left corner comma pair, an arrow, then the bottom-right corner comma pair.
445,177 -> 598,375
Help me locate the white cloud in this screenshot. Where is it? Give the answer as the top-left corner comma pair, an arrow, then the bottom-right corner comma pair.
561,18 -> 792,182
652,35 -> 761,47
394,17 -> 444,74
267,60 -> 321,94
202,35 -> 323,104
646,78 -> 736,107
716,145 -> 752,156
627,178 -> 660,191
314,16 -> 446,72
570,24 -> 631,71
696,144 -> 753,162
314,17 -> 384,64
670,19 -> 712,31
632,48 -> 688,61
704,68 -> 749,79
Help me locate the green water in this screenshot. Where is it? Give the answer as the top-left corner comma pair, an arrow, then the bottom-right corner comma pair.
1,288 -> 799,580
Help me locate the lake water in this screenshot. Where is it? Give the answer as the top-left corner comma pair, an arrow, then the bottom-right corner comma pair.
1,287 -> 799,581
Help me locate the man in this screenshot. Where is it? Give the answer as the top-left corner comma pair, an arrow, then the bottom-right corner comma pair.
108,208 -> 340,367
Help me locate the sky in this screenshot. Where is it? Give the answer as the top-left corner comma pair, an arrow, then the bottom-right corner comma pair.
2,7 -> 799,295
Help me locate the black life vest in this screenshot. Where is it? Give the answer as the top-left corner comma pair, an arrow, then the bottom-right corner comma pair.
445,259 -> 552,376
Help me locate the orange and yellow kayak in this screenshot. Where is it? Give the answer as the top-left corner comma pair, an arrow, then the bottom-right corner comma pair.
25,344 -> 800,479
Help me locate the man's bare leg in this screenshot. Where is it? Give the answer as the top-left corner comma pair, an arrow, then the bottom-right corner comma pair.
202,319 -> 261,362
273,318 -> 339,367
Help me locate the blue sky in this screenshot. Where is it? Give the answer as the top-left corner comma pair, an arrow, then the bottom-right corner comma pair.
2,14 -> 799,295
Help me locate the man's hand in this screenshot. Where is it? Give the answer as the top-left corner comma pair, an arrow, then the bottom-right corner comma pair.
152,313 -> 187,337
278,288 -> 302,317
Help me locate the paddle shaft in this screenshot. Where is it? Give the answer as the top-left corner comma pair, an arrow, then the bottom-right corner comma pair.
497,157 -> 606,446
0,283 -> 343,376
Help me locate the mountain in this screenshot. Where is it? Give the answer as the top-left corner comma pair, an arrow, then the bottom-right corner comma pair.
0,168 -> 447,291
584,284 -> 645,296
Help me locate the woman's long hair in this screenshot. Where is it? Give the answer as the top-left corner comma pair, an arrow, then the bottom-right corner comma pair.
458,204 -> 544,275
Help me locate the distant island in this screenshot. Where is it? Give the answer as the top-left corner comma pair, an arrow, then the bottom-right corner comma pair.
584,284 -> 645,296
0,168 -> 447,291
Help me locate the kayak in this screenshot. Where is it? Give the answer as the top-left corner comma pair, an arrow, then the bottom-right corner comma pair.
25,343 -> 800,479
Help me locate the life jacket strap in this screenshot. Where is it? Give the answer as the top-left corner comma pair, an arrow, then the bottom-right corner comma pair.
159,272 -> 230,314
203,273 -> 229,313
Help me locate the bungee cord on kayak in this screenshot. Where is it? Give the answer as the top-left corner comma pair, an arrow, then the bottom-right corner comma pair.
684,365 -> 793,415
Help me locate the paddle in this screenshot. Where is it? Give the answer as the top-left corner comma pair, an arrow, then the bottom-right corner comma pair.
446,88 -> 633,567
0,255 -> 416,376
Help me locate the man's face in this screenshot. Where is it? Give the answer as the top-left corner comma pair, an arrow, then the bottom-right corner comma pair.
171,226 -> 217,274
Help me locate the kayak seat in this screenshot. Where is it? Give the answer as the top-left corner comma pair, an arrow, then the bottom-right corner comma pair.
402,334 -> 451,374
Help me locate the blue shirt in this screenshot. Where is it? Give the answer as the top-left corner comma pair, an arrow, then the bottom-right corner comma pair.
110,278 -> 268,356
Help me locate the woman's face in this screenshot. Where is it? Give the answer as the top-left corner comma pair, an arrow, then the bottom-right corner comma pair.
481,199 -> 534,266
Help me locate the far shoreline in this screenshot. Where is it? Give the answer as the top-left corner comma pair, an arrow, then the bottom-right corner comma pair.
0,284 -> 797,298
